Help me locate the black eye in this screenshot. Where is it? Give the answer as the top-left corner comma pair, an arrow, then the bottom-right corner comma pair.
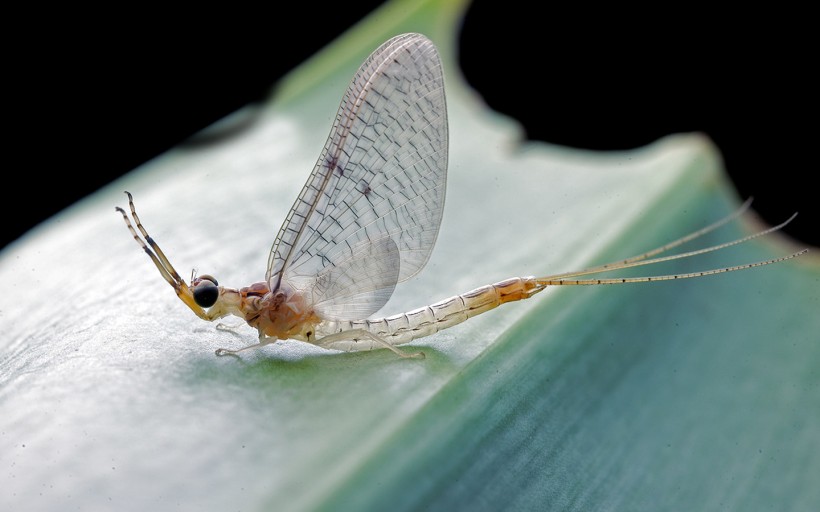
193,281 -> 219,308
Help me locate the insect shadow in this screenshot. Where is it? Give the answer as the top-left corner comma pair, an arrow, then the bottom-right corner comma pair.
181,340 -> 455,387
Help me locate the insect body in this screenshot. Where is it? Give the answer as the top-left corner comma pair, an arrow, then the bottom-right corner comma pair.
117,33 -> 806,358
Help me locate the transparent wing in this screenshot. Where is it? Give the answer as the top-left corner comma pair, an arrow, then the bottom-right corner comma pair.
311,237 -> 400,320
266,33 -> 448,320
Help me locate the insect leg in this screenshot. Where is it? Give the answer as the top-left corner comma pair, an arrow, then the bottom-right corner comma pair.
315,329 -> 425,359
216,322 -> 246,332
215,335 -> 275,356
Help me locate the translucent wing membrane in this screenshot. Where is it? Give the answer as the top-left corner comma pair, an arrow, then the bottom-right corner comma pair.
266,33 -> 448,320
311,237 -> 401,320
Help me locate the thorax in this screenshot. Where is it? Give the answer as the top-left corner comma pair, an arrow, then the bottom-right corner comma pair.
236,281 -> 320,340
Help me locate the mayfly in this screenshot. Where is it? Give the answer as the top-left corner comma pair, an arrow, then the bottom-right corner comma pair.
116,33 -> 806,358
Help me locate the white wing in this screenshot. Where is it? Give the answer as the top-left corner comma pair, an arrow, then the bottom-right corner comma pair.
266,33 -> 448,320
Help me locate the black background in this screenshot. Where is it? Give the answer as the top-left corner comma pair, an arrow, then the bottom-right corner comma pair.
5,2 -> 815,251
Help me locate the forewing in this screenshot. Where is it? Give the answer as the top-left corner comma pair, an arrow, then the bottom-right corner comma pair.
266,33 -> 448,319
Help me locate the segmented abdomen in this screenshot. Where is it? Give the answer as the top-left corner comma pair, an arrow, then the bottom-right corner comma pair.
315,276 -> 545,351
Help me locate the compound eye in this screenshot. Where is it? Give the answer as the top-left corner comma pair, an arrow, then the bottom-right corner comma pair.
193,280 -> 219,308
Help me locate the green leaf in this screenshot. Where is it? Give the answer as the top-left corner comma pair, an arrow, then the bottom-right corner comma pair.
1,1 -> 817,510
